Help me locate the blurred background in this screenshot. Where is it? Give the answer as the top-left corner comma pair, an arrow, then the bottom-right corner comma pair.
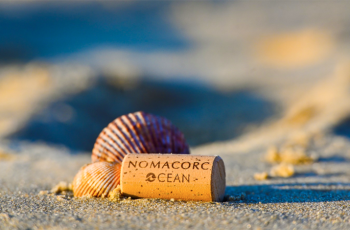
1,1 -> 350,153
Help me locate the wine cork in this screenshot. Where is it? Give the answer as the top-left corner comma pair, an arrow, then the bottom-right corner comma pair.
120,154 -> 226,202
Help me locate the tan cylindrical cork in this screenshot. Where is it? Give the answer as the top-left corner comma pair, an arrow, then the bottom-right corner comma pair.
120,154 -> 226,202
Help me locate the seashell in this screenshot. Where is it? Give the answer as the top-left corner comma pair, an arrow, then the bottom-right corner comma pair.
72,161 -> 121,198
92,111 -> 190,163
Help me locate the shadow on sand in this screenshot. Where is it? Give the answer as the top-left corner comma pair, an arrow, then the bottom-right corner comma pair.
8,77 -> 277,152
225,183 -> 350,203
333,116 -> 350,140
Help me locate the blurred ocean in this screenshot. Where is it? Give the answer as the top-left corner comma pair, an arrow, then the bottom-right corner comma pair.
0,2 -> 188,62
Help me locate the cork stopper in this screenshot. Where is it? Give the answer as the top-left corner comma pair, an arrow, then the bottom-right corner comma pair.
120,154 -> 226,202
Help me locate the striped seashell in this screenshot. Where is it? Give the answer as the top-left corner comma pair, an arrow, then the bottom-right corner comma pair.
92,111 -> 190,164
72,161 -> 121,198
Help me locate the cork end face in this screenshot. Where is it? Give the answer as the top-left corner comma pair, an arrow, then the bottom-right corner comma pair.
211,156 -> 226,202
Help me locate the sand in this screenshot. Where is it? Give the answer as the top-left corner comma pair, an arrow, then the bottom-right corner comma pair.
1,132 -> 350,230
1,1 -> 350,229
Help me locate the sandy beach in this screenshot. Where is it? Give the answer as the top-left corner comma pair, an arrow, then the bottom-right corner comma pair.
1,132 -> 350,229
1,1 -> 350,229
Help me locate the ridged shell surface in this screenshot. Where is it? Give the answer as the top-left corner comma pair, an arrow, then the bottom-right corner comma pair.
73,161 -> 121,197
92,111 -> 190,163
